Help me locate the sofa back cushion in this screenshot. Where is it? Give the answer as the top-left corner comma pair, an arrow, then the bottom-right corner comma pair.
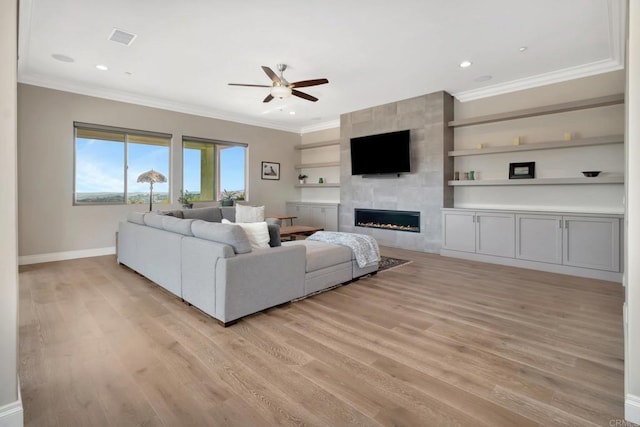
162,216 -> 195,236
191,220 -> 252,254
182,207 -> 222,222
220,207 -> 236,222
143,212 -> 165,229
127,211 -> 146,225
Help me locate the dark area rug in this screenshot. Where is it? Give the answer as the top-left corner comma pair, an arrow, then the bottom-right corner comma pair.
378,256 -> 412,273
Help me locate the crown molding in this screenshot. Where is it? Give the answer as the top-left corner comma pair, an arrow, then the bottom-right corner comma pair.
300,119 -> 340,134
453,0 -> 626,102
18,72 -> 310,133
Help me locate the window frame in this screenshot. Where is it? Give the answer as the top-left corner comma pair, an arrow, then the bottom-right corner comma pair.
182,135 -> 248,202
73,122 -> 172,206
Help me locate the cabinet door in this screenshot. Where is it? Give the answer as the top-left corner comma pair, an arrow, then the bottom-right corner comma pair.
323,205 -> 339,231
476,212 -> 515,257
287,204 -> 312,226
442,211 -> 476,252
563,216 -> 620,271
515,214 -> 563,264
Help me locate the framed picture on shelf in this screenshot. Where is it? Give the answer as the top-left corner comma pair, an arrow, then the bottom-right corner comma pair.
509,161 -> 535,179
261,161 -> 280,180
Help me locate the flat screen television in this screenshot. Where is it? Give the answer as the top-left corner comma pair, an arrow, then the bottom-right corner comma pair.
350,129 -> 411,175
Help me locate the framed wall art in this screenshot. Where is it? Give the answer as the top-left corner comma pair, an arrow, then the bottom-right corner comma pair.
509,162 -> 535,179
261,161 -> 280,180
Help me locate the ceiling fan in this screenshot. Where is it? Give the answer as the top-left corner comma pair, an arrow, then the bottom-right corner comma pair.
228,64 -> 329,103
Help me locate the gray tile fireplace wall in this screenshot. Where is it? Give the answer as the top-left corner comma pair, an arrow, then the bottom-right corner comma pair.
339,91 -> 454,253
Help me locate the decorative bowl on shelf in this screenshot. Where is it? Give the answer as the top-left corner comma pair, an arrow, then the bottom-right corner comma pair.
581,171 -> 601,177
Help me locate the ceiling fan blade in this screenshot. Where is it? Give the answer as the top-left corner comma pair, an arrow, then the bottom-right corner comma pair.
228,83 -> 271,88
263,94 -> 274,103
291,78 -> 329,88
292,89 -> 318,102
261,66 -> 281,85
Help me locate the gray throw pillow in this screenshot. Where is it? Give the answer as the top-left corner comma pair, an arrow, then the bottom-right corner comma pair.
182,207 -> 222,222
267,224 -> 281,247
191,220 -> 252,254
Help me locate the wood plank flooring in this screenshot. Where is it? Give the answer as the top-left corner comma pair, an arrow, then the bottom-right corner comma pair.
19,247 -> 626,426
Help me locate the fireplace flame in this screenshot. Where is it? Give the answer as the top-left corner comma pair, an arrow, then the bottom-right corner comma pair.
356,221 -> 419,232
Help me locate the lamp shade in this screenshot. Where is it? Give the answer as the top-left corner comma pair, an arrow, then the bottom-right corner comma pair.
137,169 -> 167,184
270,85 -> 292,99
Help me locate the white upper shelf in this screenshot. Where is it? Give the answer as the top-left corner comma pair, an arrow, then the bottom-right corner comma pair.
294,140 -> 340,150
448,176 -> 624,186
448,135 -> 623,157
448,94 -> 624,128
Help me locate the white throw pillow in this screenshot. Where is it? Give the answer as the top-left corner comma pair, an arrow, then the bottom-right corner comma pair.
222,218 -> 270,249
235,204 -> 265,223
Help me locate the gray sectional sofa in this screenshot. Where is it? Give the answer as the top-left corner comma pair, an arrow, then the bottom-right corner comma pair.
117,206 -> 378,326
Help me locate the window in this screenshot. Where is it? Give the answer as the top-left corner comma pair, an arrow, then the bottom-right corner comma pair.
182,136 -> 247,201
74,122 -> 171,205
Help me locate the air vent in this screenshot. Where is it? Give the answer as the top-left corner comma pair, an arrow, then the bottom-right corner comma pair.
108,28 -> 137,46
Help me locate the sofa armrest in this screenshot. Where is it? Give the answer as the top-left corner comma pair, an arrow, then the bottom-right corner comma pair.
216,245 -> 306,322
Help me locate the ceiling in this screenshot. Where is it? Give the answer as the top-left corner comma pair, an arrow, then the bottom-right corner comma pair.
17,0 -> 625,134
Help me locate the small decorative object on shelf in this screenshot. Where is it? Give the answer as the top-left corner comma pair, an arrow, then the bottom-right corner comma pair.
513,136 -> 520,146
454,171 -> 460,180
318,177 -> 324,184
469,170 -> 475,180
298,174 -> 308,184
476,143 -> 483,149
463,172 -> 469,180
582,171 -> 601,177
509,162 -> 535,179
564,132 -> 572,141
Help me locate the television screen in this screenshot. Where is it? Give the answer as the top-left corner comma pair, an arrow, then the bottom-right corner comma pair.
350,129 -> 411,175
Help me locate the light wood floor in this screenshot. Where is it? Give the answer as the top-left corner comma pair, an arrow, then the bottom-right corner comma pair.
19,247 -> 626,426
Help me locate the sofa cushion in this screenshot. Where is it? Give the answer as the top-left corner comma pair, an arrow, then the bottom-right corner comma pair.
127,211 -> 146,225
220,207 -> 236,222
222,219 -> 269,249
191,220 -> 252,254
162,216 -> 194,236
143,212 -> 165,229
284,240 -> 352,273
235,204 -> 265,223
182,207 -> 222,222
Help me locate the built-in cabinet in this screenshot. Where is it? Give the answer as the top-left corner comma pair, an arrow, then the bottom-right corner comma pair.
286,202 -> 339,231
442,208 -> 622,281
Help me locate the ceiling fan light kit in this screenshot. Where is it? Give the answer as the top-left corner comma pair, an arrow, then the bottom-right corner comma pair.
229,64 -> 328,103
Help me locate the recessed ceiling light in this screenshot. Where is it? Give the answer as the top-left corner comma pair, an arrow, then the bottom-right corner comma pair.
96,64 -> 109,71
474,75 -> 493,82
459,60 -> 472,68
51,54 -> 74,63
519,46 -> 528,52
289,111 -> 295,115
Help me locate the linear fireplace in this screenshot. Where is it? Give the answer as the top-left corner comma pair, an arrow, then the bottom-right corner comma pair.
354,208 -> 420,233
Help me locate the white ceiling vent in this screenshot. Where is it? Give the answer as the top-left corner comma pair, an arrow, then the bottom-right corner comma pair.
108,28 -> 137,46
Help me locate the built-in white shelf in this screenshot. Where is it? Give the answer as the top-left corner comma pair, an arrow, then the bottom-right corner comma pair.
448,135 -> 623,157
448,176 -> 624,186
448,94 -> 624,128
294,140 -> 340,150
295,183 -> 341,188
294,161 -> 341,169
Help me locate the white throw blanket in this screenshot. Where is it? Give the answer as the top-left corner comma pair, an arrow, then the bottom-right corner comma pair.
307,231 -> 380,268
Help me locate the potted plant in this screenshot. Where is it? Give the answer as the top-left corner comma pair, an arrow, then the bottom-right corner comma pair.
235,192 -> 245,202
298,174 -> 308,184
220,189 -> 236,206
178,189 -> 194,209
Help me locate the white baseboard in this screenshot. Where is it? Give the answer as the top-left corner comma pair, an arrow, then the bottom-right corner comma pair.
440,249 -> 623,283
0,392 -> 23,427
626,394 -> 640,424
19,246 -> 116,265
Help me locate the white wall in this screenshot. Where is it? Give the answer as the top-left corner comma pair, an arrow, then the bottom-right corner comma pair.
0,1 -> 23,425
17,84 -> 301,260
299,127 -> 341,203
625,0 -> 640,423
453,71 -> 625,213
